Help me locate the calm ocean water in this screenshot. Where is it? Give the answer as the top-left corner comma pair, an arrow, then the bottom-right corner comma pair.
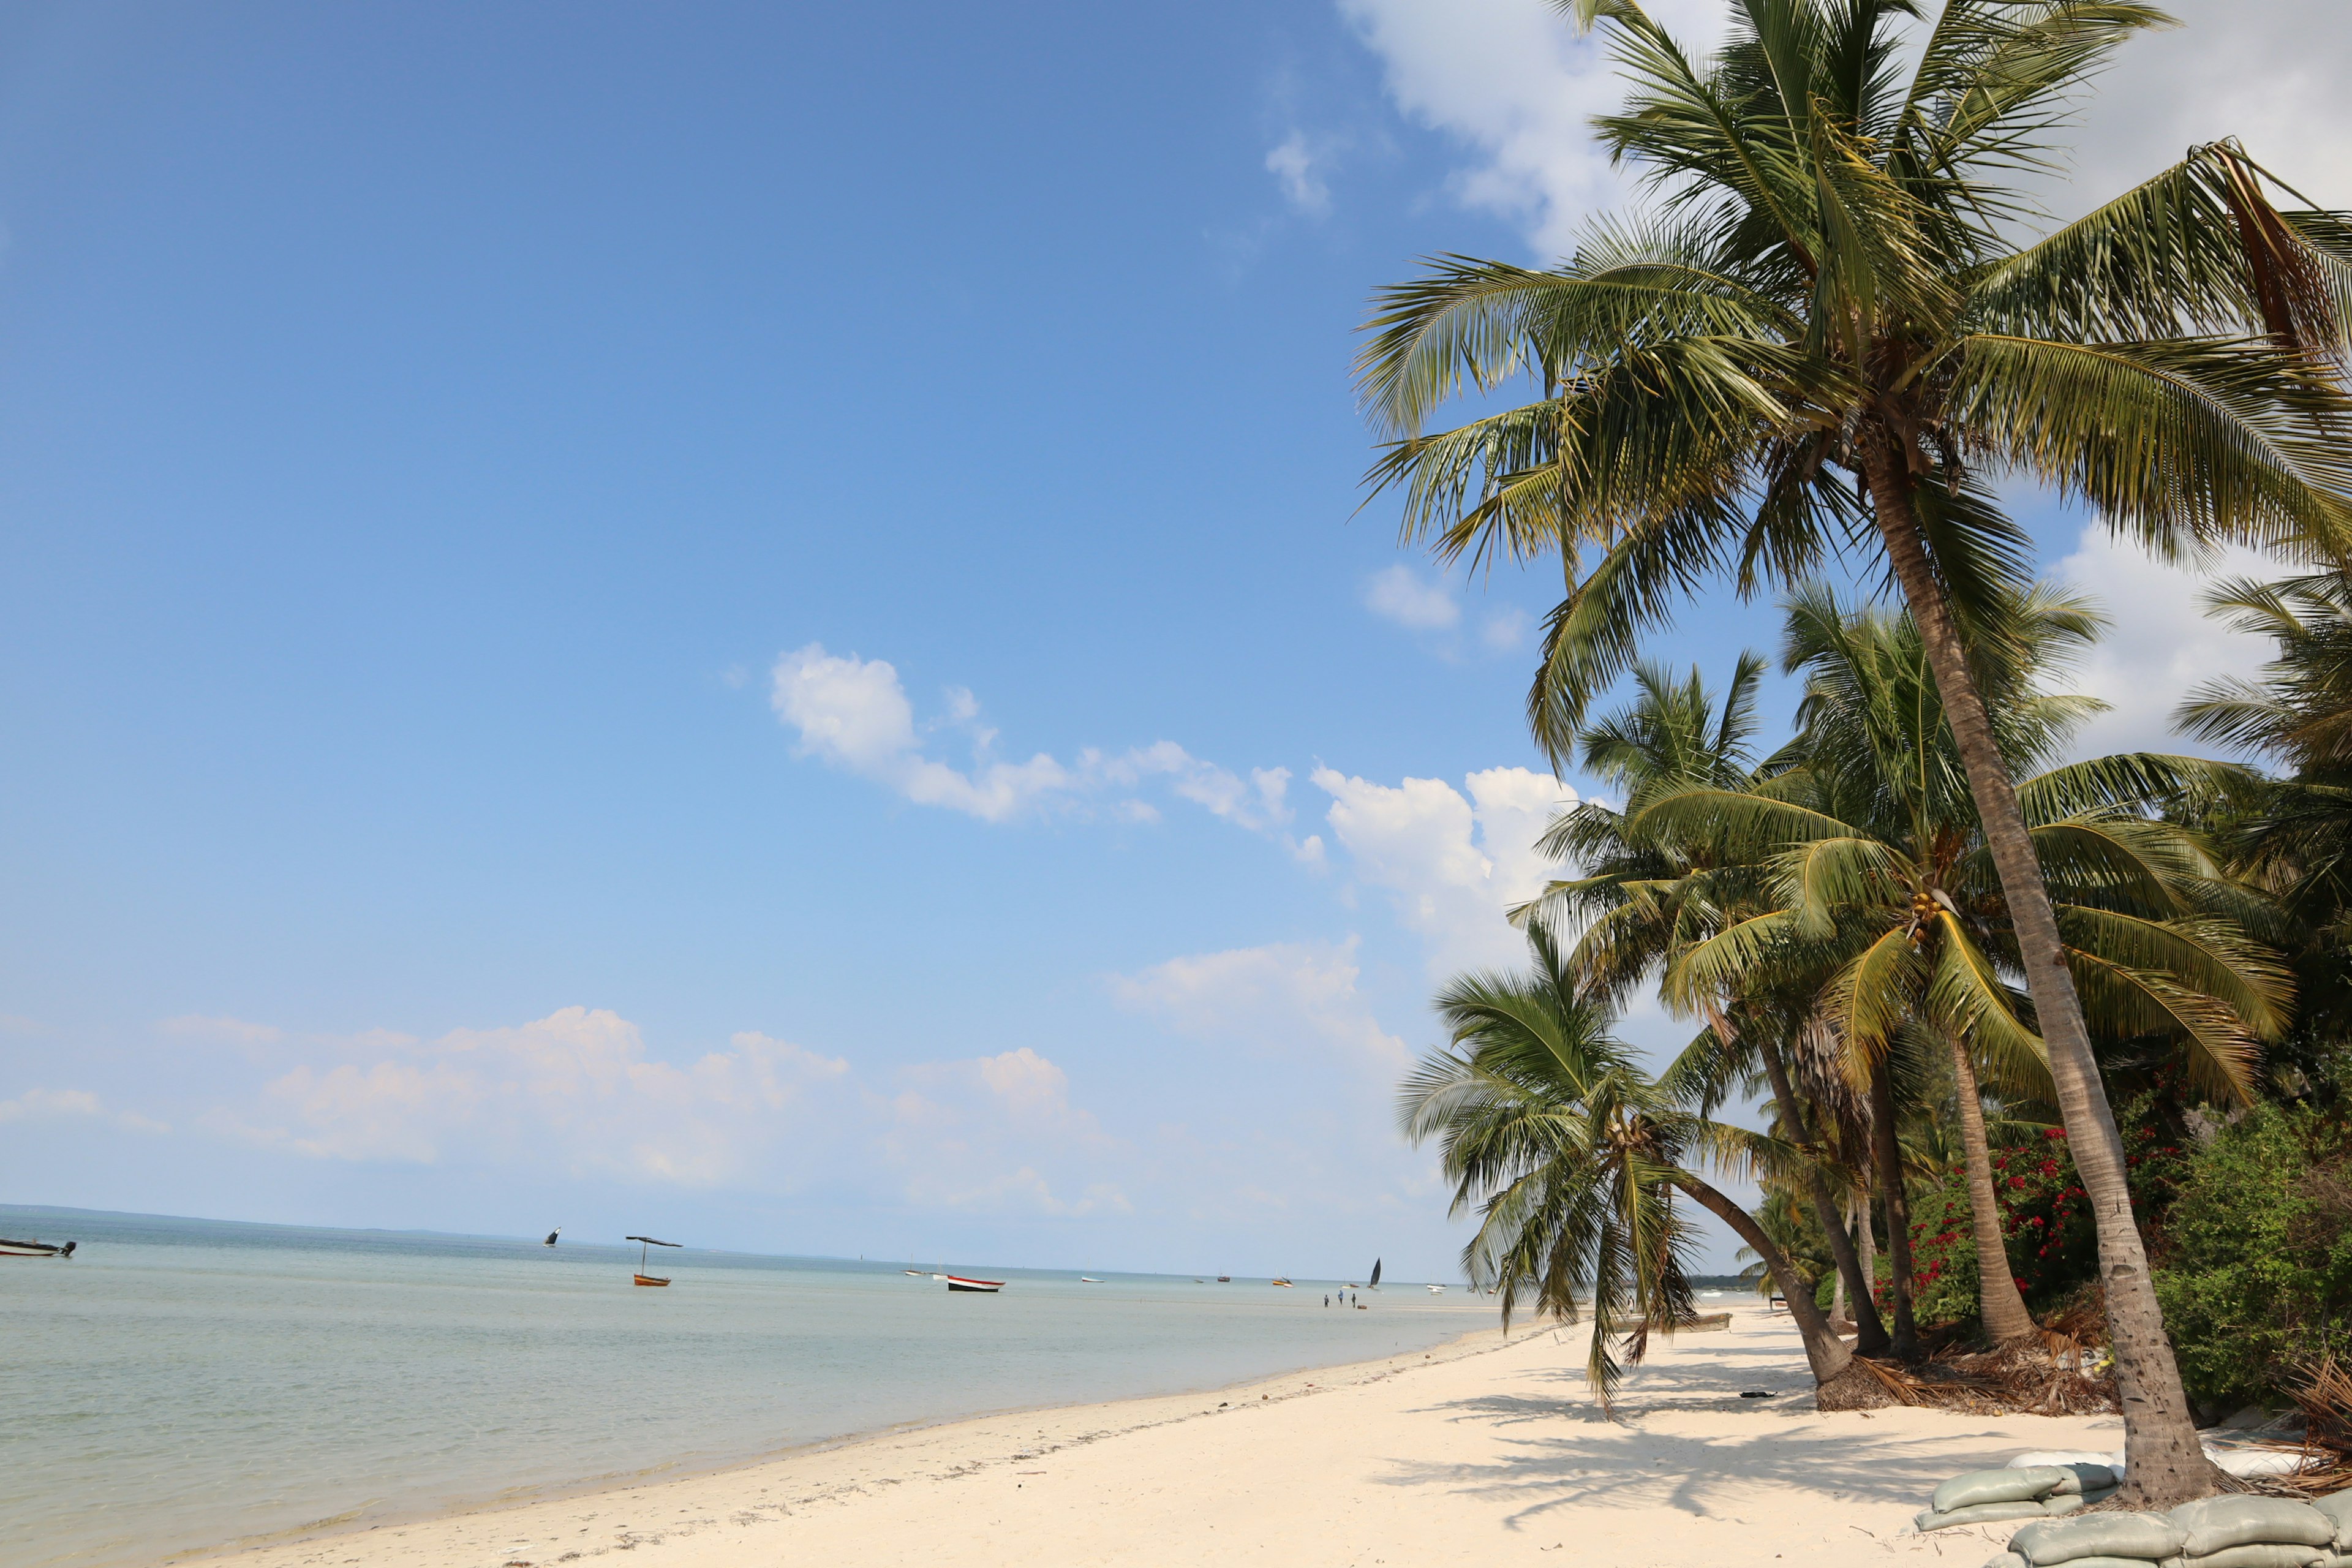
1,1207 -> 1511,1568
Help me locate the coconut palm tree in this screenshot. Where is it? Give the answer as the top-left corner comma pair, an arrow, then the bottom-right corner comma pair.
1357,0 -> 2352,1500
1535,657 -> 1897,1352
1646,586 -> 2288,1346
1401,919 -> 1888,1409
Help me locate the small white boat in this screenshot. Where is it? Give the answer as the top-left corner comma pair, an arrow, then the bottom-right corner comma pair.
944,1275 -> 1003,1294
1427,1284 -> 1445,1294
1079,1276 -> 1102,1283
904,1269 -> 926,1276
0,1237 -> 74,1259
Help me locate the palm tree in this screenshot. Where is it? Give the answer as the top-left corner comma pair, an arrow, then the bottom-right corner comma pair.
1536,657 -> 1897,1352
1356,0 -> 2352,1501
1646,586 -> 2288,1347
1401,920 -> 1888,1409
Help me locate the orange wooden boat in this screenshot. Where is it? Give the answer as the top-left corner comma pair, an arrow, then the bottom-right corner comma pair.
627,1234 -> 680,1286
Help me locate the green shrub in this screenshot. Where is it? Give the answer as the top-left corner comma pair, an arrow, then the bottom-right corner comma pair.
2152,1102 -> 2352,1411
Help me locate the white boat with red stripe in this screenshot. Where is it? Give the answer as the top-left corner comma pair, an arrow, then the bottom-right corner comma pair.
944,1274 -> 1004,1293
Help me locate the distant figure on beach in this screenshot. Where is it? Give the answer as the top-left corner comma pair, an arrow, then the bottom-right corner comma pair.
1323,1294 -> 1329,1307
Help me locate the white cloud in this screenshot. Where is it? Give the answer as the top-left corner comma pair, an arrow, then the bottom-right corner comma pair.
161,1014 -> 285,1050
2051,524 -> 2285,760
883,1047 -> 1130,1216
770,643 -> 1294,834
244,1009 -> 853,1181
772,644 -> 1072,823
1480,607 -> 1532,652
2058,2 -> 2352,223
1311,764 -> 1574,976
1266,130 -> 1336,216
1110,939 -> 1411,1072
1363,564 -> 1461,631
1341,0 -> 1727,258
0,1087 -> 168,1134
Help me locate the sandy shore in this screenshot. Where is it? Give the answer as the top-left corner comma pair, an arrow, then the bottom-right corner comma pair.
199,1305 -> 2119,1568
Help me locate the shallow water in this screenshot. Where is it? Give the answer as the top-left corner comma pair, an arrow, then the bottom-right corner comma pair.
0,1207 -> 1506,1568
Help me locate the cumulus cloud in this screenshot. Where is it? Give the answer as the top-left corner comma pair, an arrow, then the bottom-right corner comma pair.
239,1008 -> 853,1182
1312,764 -> 1574,976
884,1047 -> 1130,1216
1110,938 -> 1411,1072
1341,0 -> 1727,258
1363,564 -> 1461,631
2051,524 -> 2286,761
770,644 -> 1292,832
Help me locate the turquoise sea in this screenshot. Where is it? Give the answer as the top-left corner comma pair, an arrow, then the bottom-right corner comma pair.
0,1207 -> 1504,1568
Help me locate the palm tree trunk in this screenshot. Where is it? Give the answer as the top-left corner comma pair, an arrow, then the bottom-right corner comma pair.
1669,1172 -> 1888,1409
1947,1031 -> 2038,1343
1864,447 -> 2222,1503
1758,1040 -> 1890,1354
1867,1054 -> 1921,1359
1855,1184 -> 1877,1300
1831,1198 -> 1850,1322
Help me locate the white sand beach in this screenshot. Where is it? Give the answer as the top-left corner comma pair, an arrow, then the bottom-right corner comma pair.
202,1305 -> 2120,1568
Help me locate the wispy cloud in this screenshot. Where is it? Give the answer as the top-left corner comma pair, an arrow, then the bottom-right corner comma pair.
1363,564 -> 1460,631
0,1087 -> 169,1134
770,643 -> 1294,833
1265,130 -> 1338,216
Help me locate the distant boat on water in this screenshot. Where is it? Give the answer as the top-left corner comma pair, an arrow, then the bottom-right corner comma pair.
1370,1257 -> 1382,1290
1427,1284 -> 1445,1294
944,1275 -> 1003,1294
1079,1276 -> 1102,1283
904,1269 -> 926,1276
542,1228 -> 560,1247
626,1234 -> 680,1286
0,1237 -> 74,1259
1271,1277 -> 1293,1287
1216,1275 -> 1230,1282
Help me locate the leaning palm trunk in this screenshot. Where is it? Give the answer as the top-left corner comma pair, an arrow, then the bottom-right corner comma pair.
1760,1041 -> 1890,1354
1670,1172 -> 1887,1409
1945,1030 -> 2038,1344
1866,1055 -> 1921,1359
1868,472 -> 2220,1496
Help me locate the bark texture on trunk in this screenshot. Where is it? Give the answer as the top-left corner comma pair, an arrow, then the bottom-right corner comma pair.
1947,1030 -> 2038,1343
1831,1198 -> 1850,1323
1856,1185 -> 1877,1300
1867,1055 -> 1921,1359
1672,1172 -> 1887,1408
1760,1040 -> 1889,1354
1863,443 -> 2222,1504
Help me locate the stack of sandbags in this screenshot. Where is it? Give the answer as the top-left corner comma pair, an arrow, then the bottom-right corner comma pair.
1915,1465 -> 2120,1532
1979,1494 -> 2348,1568
2311,1493 -> 2352,1568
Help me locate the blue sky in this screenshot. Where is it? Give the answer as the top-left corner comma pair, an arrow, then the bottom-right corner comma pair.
2,1 -> 2343,1279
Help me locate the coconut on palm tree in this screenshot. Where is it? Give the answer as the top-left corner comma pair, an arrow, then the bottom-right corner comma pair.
1357,0 -> 2352,1502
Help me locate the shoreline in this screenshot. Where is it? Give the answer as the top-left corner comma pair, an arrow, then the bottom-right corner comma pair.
186,1305 -> 2126,1568
178,1320 -> 1521,1567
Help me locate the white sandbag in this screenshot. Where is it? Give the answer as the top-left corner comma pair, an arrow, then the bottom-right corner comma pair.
2059,1466 -> 2122,1495
2211,1449 -> 2318,1479
2171,1498 -> 2335,1557
2048,1491 -> 2120,1517
2310,1493 -> 2352,1552
1985,1555 -> 2030,1568
2027,1558 -> 2184,1568
2013,1513 -> 2190,1566
2015,1452 -> 2123,1472
2176,1546 -> 2329,1568
1943,1468 -> 2078,1511
1921,1502 -> 2059,1532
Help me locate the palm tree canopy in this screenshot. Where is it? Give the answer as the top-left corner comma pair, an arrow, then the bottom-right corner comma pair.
1355,0 -> 2352,764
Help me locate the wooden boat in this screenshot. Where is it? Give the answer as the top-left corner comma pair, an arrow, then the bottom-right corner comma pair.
944,1274 -> 1003,1293
903,1269 -> 927,1276
1216,1276 -> 1230,1283
627,1234 -> 680,1286
1271,1277 -> 1293,1287
0,1237 -> 74,1258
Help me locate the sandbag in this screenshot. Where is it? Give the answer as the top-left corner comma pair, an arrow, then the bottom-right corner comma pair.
1921,1502 -> 2057,1532
2314,1494 -> 2352,1552
2171,1498 -> 2336,1556
1985,1556 -> 2030,1568
2177,1546 -> 2329,1568
2026,1558 -> 2185,1568
2014,1452 -> 2124,1472
2013,1513 -> 2190,1566
1942,1468 -> 2078,1512
2059,1466 -> 2122,1495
